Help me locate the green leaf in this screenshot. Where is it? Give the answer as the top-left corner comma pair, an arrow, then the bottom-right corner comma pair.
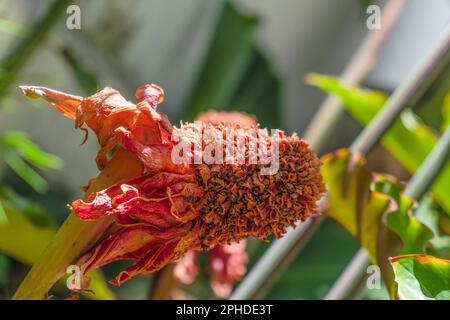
0,200 -> 7,226
185,1 -> 258,119
0,131 -> 63,169
308,74 -> 450,215
373,176 -> 433,255
184,1 -> 281,127
390,254 -> 450,300
0,131 -> 63,193
2,150 -> 49,193
321,149 -> 433,297
415,195 -> 450,258
0,202 -> 56,264
0,185 -> 55,228
0,18 -> 27,37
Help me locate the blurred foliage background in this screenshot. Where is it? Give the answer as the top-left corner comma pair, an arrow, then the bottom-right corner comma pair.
0,0 -> 449,300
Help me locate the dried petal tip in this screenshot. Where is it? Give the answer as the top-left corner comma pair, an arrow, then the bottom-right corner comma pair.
18,85 -> 82,120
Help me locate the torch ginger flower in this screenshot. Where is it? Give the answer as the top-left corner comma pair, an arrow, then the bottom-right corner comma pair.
19,84 -> 325,287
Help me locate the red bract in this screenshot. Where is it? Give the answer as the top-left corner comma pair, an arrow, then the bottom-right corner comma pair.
20,84 -> 325,287
207,240 -> 248,298
174,240 -> 248,298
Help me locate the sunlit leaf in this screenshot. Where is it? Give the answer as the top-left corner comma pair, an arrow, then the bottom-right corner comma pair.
390,254 -> 450,300
321,149 -> 433,297
308,74 -> 450,215
373,176 -> 433,255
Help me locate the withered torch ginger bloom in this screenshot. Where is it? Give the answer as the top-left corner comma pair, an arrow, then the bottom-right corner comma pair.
19,84 -> 325,287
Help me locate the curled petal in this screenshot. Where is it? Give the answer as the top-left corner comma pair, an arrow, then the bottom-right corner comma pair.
134,84 -> 165,109
80,225 -> 186,286
71,172 -> 201,224
20,85 -> 172,170
111,240 -> 179,286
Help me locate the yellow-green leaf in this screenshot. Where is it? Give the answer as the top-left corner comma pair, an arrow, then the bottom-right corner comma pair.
390,254 -> 450,300
373,176 -> 433,255
308,74 -> 450,215
415,195 -> 450,258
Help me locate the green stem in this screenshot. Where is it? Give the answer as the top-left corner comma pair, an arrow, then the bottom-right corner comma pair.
0,0 -> 71,99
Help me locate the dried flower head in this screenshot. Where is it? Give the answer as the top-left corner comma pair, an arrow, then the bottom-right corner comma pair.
20,84 -> 325,286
